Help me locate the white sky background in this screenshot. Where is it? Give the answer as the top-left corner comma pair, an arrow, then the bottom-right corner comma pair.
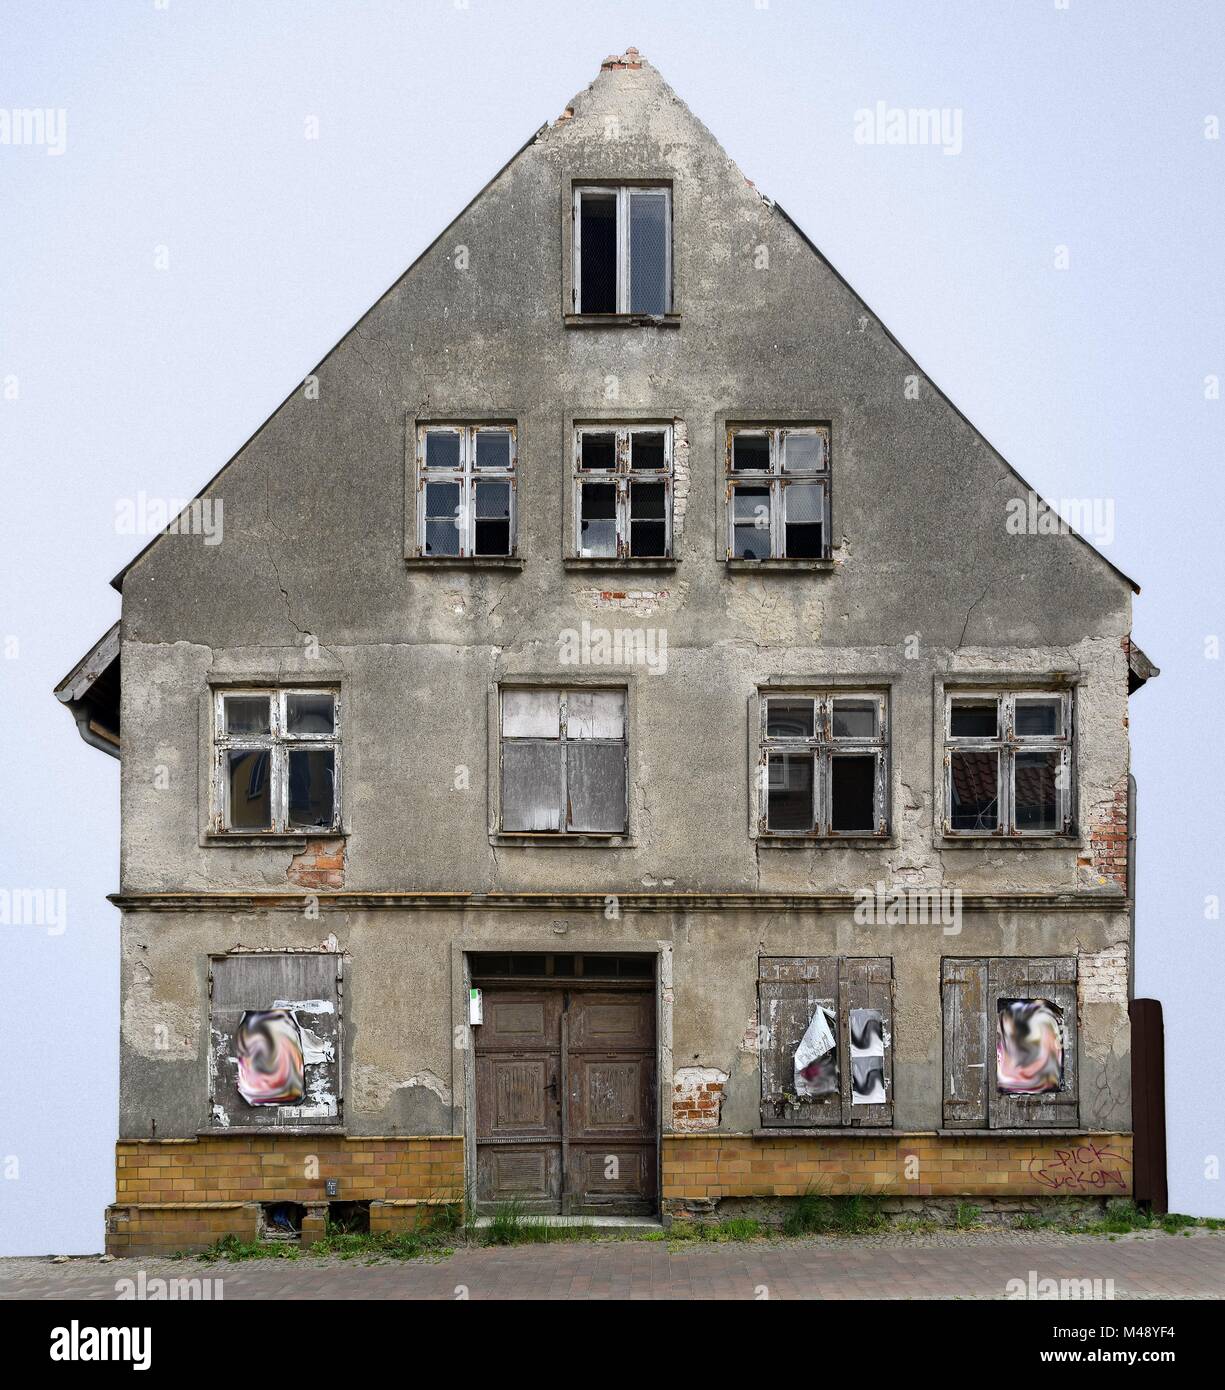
1,0 -> 1222,1253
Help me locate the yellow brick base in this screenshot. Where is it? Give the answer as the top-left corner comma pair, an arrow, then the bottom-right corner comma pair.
661,1132 -> 1133,1201
108,1134 -> 463,1255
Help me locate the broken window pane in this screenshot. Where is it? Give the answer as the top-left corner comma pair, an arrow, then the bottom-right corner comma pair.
732,485 -> 771,558
732,434 -> 770,471
285,693 -> 334,735
1015,697 -> 1061,737
831,754 -> 876,832
629,189 -> 668,314
629,480 -> 667,556
474,480 -> 511,556
766,751 -> 814,831
424,431 -> 461,470
566,689 -> 625,740
1014,749 -> 1060,831
502,690 -> 560,739
501,741 -> 564,831
765,698 -> 814,739
567,741 -> 627,832
579,432 -> 616,471
579,192 -> 617,313
579,482 -> 617,556
783,432 -> 828,472
227,749 -> 271,830
831,698 -> 878,739
424,480 -> 461,556
997,998 -> 1064,1094
474,430 -> 511,471
950,698 -> 998,738
224,695 -> 270,736
783,483 -> 824,557
631,431 -> 666,469
949,750 -> 999,831
288,748 -> 335,828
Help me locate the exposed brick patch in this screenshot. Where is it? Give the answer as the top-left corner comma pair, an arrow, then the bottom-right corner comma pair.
1082,777 -> 1129,890
1078,947 -> 1129,1005
672,1067 -> 728,1132
601,47 -> 644,71
288,838 -> 346,890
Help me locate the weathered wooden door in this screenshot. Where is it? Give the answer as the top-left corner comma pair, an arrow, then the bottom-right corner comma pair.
474,981 -> 656,1215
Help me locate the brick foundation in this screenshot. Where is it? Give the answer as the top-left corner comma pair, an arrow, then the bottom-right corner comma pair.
108,1134 -> 462,1255
661,1132 -> 1133,1203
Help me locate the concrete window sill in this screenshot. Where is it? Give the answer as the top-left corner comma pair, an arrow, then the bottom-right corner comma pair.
490,833 -> 636,849
726,559 -> 835,573
937,835 -> 1083,850
563,313 -> 680,330
563,557 -> 677,573
755,835 -> 897,849
198,1127 -> 347,1137
202,830 -> 348,848
404,556 -> 524,571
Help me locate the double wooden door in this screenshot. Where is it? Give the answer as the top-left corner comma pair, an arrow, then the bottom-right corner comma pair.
474,985 -> 657,1215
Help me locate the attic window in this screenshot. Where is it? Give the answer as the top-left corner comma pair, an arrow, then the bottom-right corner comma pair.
574,186 -> 671,315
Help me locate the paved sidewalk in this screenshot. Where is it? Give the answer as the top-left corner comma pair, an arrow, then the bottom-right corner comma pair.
3,1229 -> 1223,1300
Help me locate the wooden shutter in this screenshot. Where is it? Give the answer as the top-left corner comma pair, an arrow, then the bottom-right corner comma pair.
988,957 -> 1078,1129
839,957 -> 893,1126
942,958 -> 989,1128
758,957 -> 840,1128
209,952 -> 342,1127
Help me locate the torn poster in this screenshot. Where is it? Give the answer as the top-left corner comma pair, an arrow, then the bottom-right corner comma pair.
236,1009 -> 306,1106
794,1005 -> 838,1097
850,1007 -> 886,1104
996,998 -> 1064,1095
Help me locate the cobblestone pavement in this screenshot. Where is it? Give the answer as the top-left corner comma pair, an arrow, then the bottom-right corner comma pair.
2,1229 -> 1223,1300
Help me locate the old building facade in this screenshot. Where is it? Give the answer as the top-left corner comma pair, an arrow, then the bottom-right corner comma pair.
58,51 -> 1154,1253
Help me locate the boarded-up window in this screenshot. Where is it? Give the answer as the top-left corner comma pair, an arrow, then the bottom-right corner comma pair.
941,957 -> 1077,1129
209,953 -> 342,1128
758,957 -> 893,1128
500,688 -> 627,835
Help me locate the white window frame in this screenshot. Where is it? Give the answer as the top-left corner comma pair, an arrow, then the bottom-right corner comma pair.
573,185 -> 672,315
415,423 -> 517,559
758,690 -> 889,838
211,688 -> 341,834
573,423 -> 673,559
726,425 -> 832,561
943,689 -> 1074,837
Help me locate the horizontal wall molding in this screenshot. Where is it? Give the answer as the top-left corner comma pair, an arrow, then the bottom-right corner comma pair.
110,890 -> 1130,914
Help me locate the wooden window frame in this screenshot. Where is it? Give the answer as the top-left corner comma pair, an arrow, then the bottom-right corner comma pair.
414,423 -> 518,560
498,686 -> 629,837
726,424 -> 832,562
210,687 -> 341,835
943,688 -> 1074,837
573,184 -> 672,316
573,423 -> 674,560
757,690 -> 889,838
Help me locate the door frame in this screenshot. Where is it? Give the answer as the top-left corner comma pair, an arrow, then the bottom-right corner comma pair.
455,941 -> 671,1217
